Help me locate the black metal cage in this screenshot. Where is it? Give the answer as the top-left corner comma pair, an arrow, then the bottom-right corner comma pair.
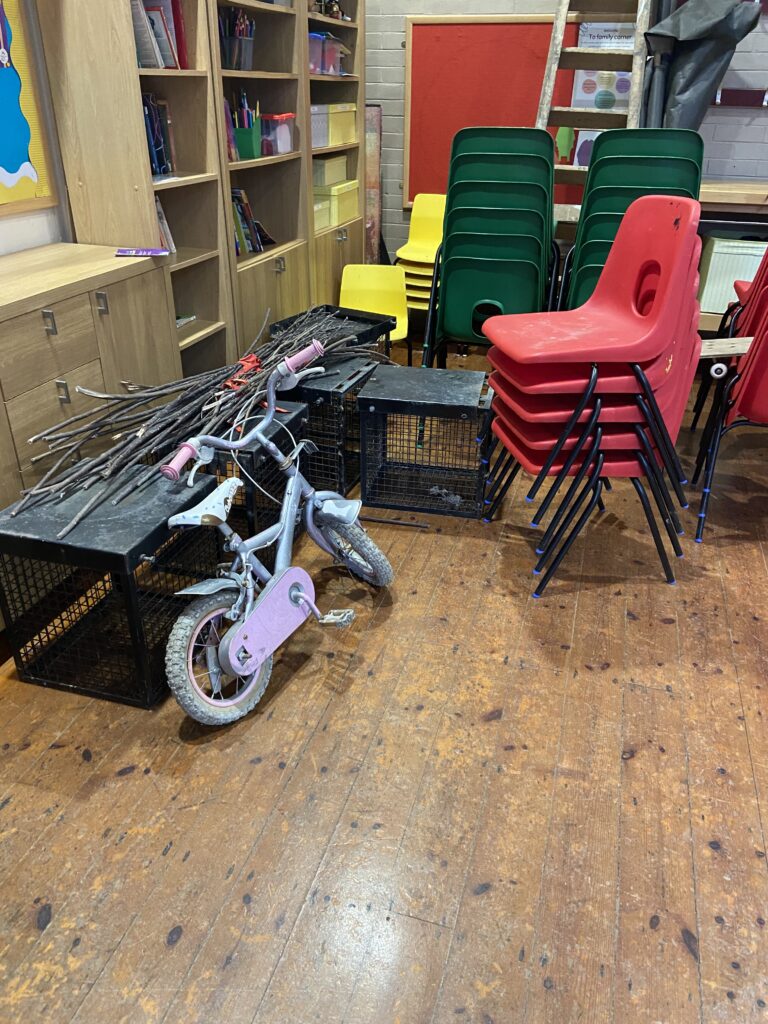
358,366 -> 493,518
0,473 -> 219,708
270,305 -> 395,354
289,354 -> 378,495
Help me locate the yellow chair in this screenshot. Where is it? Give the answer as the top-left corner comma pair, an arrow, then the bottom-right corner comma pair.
395,193 -> 446,264
340,263 -> 412,361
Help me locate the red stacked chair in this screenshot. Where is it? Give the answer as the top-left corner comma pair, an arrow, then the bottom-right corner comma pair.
481,195 -> 702,596
694,301 -> 768,540
690,241 -> 768,430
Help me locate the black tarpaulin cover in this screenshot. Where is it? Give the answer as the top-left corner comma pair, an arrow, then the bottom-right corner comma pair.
645,0 -> 761,129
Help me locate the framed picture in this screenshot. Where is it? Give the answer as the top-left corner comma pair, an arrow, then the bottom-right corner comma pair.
0,0 -> 57,217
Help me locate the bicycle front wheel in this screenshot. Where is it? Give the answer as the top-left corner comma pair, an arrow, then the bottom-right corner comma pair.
319,520 -> 394,587
165,594 -> 273,725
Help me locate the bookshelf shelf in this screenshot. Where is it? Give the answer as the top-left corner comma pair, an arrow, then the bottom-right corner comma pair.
218,0 -> 296,14
312,142 -> 359,156
309,73 -> 359,82
138,69 -> 209,77
153,172 -> 219,191
178,319 -> 227,350
307,13 -> 358,29
221,71 -> 299,80
229,152 -> 302,171
166,247 -> 220,272
235,238 -> 304,272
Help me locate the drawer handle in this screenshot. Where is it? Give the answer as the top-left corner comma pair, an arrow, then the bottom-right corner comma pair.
274,256 -> 287,273
41,309 -> 57,336
95,290 -> 109,315
336,229 -> 345,242
55,379 -> 71,405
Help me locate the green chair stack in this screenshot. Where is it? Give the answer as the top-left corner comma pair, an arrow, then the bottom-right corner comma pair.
424,127 -> 555,366
565,129 -> 703,310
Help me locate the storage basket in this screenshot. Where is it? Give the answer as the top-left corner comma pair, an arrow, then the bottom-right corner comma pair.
358,366 -> 493,518
698,237 -> 768,314
0,472 -> 220,708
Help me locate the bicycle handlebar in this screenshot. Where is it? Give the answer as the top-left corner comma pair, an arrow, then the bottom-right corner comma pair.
160,441 -> 198,481
283,339 -> 325,375
159,339 -> 326,479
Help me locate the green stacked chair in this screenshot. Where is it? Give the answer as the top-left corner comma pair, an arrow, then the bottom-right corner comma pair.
565,129 -> 703,309
423,127 -> 555,367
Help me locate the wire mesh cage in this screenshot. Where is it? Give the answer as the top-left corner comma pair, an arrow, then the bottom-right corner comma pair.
0,473 -> 220,708
289,355 -> 378,495
214,401 -> 308,572
358,366 -> 493,518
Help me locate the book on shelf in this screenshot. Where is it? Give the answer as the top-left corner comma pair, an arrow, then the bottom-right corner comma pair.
223,100 -> 240,162
131,0 -> 189,69
155,196 -> 176,253
230,188 -> 277,258
142,92 -> 176,177
145,6 -> 179,69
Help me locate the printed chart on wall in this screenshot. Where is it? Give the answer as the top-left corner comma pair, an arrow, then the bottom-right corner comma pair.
404,16 -> 579,206
0,0 -> 55,216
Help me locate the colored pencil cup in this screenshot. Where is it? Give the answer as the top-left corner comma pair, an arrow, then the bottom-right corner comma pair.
234,123 -> 262,160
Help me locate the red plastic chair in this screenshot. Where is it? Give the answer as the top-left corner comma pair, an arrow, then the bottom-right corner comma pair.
695,306 -> 768,540
482,196 -> 700,365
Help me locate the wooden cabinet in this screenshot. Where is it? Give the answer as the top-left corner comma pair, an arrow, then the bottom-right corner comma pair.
312,220 -> 364,306
237,242 -> 311,355
0,243 -> 185,510
93,269 -> 181,390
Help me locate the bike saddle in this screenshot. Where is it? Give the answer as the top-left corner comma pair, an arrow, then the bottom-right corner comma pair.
168,478 -> 243,528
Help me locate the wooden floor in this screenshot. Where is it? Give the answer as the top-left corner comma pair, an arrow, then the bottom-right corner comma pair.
1,387 -> 767,1022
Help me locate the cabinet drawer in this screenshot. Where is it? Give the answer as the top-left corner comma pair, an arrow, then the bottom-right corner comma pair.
7,359 -> 106,479
0,294 -> 99,401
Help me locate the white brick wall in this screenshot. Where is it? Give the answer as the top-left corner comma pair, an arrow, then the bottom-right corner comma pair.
366,4 -> 768,253
699,12 -> 768,179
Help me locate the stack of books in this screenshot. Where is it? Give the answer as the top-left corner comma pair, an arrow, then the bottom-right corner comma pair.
131,0 -> 189,69
143,93 -> 177,178
231,188 -> 275,258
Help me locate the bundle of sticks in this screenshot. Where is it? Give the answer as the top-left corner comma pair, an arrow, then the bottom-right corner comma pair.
13,308 -> 391,538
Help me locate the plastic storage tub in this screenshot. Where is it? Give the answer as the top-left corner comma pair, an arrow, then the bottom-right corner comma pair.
313,153 -> 347,186
308,33 -> 324,74
311,104 -> 329,148
261,113 -> 295,155
313,179 -> 359,226
314,199 -> 331,231
322,35 -> 349,75
328,103 -> 356,145
698,237 -> 768,313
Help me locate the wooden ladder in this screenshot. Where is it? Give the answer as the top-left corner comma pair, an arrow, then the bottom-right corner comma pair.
536,0 -> 652,185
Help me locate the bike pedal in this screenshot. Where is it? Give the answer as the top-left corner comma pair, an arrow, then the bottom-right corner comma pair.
318,608 -> 356,628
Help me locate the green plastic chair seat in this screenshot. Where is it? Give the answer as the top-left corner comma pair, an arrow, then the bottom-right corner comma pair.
445,206 -> 546,240
586,155 -> 702,195
589,128 -> 704,166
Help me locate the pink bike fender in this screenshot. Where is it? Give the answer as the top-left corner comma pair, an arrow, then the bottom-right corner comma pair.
217,566 -> 315,677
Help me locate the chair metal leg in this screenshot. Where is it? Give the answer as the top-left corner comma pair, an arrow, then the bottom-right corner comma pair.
632,364 -> 687,485
525,365 -> 598,503
634,426 -> 684,535
631,477 -> 676,584
535,429 -> 603,556
530,398 -> 602,525
603,478 -> 612,492
420,244 -> 442,368
484,459 -> 521,522
635,394 -> 689,508
636,450 -> 683,558
533,479 -> 604,599
692,373 -> 729,485
547,240 -> 561,312
689,365 -> 713,432
484,449 -> 517,502
534,452 -> 604,573
695,381 -> 738,542
556,245 -> 575,311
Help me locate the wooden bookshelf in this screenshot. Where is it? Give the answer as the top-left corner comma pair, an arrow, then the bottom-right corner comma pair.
305,0 -> 366,304
37,0 -> 237,377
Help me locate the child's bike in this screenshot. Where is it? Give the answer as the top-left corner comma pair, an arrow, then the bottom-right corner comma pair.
159,340 -> 393,725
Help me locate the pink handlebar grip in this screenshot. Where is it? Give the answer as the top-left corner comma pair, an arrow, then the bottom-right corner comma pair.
284,339 -> 325,374
160,442 -> 198,481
